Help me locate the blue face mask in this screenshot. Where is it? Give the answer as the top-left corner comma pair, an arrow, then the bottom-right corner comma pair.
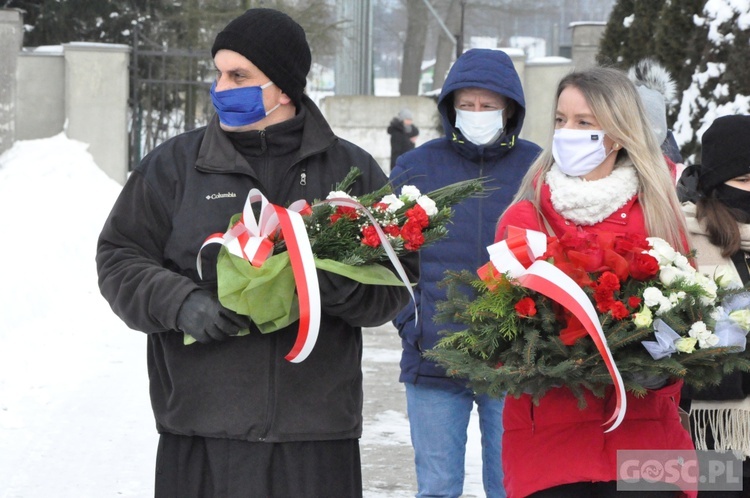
210,80 -> 279,127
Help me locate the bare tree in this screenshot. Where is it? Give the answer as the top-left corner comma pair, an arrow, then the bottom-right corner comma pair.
399,0 -> 429,95
432,0 -> 461,91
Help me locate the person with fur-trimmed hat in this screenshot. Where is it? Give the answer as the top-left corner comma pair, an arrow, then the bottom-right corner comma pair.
96,8 -> 418,497
680,115 -> 750,496
628,58 -> 685,182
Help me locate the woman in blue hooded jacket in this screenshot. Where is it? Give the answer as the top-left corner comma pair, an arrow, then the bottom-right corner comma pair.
389,48 -> 541,498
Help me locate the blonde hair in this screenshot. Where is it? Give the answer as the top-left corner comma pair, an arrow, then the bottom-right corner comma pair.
510,66 -> 689,251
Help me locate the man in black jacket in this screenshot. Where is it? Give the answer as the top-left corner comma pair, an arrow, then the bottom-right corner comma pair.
96,8 -> 417,498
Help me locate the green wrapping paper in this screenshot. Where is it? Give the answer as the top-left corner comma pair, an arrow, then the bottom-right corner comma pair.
183,248 -> 408,345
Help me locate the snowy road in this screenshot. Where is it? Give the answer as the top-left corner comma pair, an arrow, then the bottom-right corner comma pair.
0,322 -> 483,498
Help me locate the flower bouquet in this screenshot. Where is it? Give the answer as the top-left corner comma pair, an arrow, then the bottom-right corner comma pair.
426,227 -> 750,429
193,167 -> 485,362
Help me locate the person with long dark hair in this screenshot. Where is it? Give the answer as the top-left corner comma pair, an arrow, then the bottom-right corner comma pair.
680,114 -> 750,498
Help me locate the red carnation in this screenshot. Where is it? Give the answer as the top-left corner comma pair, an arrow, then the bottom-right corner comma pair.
596,271 -> 621,292
330,206 -> 358,223
514,297 -> 537,317
595,294 -> 616,314
400,219 -> 425,250
405,205 -> 430,228
361,225 -> 381,248
628,296 -> 642,309
383,224 -> 401,237
609,301 -> 630,320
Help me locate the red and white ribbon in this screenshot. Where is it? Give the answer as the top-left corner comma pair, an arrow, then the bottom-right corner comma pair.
273,201 -> 320,363
196,190 -> 416,362
197,189 -> 319,363
321,196 -> 416,321
487,226 -> 627,432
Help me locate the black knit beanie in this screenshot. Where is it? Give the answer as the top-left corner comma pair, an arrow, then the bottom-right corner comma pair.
211,8 -> 311,106
698,114 -> 750,195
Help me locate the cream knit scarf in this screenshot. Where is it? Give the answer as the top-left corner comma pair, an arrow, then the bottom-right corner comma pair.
691,398 -> 750,459
546,163 -> 639,226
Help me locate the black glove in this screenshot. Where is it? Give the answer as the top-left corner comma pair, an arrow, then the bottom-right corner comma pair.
317,269 -> 361,310
176,290 -> 251,344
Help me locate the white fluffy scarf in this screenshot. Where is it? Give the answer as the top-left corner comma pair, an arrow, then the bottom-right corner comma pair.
546,163 -> 640,226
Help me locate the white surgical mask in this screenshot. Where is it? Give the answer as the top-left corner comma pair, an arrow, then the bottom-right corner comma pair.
552,128 -> 612,177
455,108 -> 505,145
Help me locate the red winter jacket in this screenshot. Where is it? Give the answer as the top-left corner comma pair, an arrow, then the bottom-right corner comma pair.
495,183 -> 696,498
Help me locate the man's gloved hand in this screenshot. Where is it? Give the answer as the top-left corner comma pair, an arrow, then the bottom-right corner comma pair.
176,290 -> 251,344
317,269 -> 360,309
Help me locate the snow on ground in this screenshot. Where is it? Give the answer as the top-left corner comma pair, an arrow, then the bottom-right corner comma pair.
0,134 -> 156,497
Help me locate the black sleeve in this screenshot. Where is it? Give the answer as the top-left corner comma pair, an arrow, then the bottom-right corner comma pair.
96,170 -> 199,334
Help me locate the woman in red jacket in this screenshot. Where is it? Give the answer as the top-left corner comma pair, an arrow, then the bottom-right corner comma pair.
495,67 -> 696,497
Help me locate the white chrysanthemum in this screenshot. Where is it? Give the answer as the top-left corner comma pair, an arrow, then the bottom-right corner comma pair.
656,297 -> 674,316
646,237 -> 678,265
672,254 -> 693,272
327,190 -> 352,200
659,266 -> 691,287
699,333 -> 720,349
668,291 -> 686,304
400,185 -> 421,202
416,195 -> 438,216
694,272 -> 718,305
657,266 -> 679,286
643,287 -> 664,308
380,194 -> 404,212
688,321 -> 709,340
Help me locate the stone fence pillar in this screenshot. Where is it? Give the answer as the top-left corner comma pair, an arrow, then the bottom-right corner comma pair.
570,22 -> 606,70
0,9 -> 23,154
64,42 -> 130,184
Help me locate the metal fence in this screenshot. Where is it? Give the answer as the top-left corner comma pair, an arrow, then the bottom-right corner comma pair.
129,25 -> 214,169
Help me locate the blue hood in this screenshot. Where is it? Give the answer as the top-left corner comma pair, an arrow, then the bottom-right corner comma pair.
438,49 -> 527,156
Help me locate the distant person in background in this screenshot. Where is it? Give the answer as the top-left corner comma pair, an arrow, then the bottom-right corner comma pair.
679,115 -> 750,497
389,48 -> 541,498
628,58 -> 685,182
388,108 -> 419,170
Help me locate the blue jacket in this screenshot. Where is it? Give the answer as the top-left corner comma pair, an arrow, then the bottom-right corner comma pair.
389,49 -> 541,387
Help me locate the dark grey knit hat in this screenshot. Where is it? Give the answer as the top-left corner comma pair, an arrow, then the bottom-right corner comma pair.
211,8 -> 311,106
698,115 -> 750,195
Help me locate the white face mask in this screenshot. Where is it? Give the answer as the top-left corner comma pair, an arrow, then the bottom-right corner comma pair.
552,128 -> 612,177
454,108 -> 505,145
